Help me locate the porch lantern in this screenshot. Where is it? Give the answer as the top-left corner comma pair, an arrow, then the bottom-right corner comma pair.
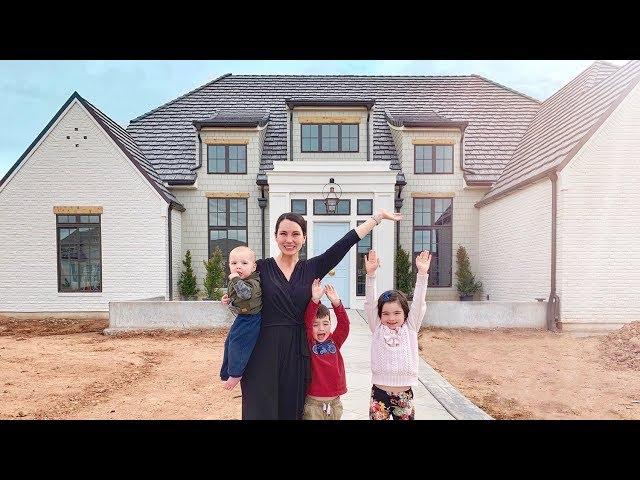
322,178 -> 342,214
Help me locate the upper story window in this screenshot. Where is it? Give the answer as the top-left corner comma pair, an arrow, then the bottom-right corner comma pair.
207,145 -> 247,174
415,145 -> 453,174
301,124 -> 359,153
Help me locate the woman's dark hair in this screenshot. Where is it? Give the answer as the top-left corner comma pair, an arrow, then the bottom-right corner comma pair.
275,212 -> 307,236
377,289 -> 410,320
316,303 -> 330,320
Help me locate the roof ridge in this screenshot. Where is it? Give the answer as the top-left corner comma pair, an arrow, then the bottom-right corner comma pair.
471,74 -> 541,104
129,73 -> 232,123
227,74 -> 476,78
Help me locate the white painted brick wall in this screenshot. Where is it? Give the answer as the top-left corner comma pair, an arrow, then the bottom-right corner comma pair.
478,179 -> 551,301
292,109 -> 369,162
174,129 -> 265,291
396,128 -> 486,300
558,81 -> 640,329
0,101 -> 169,312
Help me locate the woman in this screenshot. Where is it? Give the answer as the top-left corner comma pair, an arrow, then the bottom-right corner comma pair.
222,209 -> 401,419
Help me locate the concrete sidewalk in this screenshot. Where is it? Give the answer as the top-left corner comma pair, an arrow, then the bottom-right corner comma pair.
339,309 -> 492,420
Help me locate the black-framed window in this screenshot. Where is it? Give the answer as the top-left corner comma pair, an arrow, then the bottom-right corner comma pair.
57,214 -> 102,292
301,124 -> 359,152
415,145 -> 453,174
313,199 -> 350,215
356,220 -> 372,296
208,198 -> 248,281
207,145 -> 247,174
291,199 -> 307,215
357,199 -> 373,215
413,198 -> 452,287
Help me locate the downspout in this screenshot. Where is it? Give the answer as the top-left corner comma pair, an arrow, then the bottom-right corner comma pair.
167,205 -> 173,300
394,175 -> 406,288
547,172 -> 561,332
459,129 -> 465,171
289,110 -> 294,161
258,185 -> 267,260
191,128 -> 203,171
366,109 -> 370,162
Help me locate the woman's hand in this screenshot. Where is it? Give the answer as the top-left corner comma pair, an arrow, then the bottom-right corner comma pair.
415,250 -> 432,275
221,293 -> 231,305
365,249 -> 380,275
378,209 -> 402,222
325,284 -> 341,307
311,278 -> 325,303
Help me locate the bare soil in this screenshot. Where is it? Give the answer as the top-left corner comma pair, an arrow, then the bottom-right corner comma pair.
3,315 -> 639,420
0,315 -> 240,419
418,322 -> 640,420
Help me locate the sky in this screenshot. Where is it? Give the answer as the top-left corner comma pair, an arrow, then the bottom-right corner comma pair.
0,60 -> 628,178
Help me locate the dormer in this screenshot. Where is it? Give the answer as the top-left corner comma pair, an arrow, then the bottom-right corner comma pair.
385,110 -> 468,177
192,110 -> 269,177
285,99 -> 375,162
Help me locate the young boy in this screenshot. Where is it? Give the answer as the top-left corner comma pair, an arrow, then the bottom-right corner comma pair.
303,279 -> 350,420
220,246 -> 262,390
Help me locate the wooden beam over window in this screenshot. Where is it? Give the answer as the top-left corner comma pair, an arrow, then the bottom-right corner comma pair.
53,206 -> 103,214
411,192 -> 456,198
204,138 -> 250,145
412,138 -> 455,145
204,192 -> 250,198
299,116 -> 361,124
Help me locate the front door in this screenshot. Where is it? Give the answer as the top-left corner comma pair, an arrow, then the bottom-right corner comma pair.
313,222 -> 350,308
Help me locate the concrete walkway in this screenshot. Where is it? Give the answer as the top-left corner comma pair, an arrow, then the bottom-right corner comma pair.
339,309 -> 492,420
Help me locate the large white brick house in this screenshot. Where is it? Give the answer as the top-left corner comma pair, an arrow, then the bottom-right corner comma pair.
1,61 -> 639,332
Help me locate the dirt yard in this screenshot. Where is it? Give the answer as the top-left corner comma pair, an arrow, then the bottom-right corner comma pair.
0,316 -> 240,419
2,315 -> 639,420
418,322 -> 640,419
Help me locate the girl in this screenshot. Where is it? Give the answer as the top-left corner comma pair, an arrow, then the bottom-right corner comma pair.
364,249 -> 431,420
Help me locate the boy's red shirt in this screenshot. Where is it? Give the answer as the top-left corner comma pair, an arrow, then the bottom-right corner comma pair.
304,299 -> 350,397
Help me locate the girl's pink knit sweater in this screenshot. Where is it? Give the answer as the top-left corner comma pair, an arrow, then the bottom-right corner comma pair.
364,272 -> 428,387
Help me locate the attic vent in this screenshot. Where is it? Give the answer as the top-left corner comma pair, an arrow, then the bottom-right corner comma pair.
74,127 -> 78,131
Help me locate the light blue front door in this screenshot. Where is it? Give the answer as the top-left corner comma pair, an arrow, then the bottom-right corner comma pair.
313,222 -> 350,308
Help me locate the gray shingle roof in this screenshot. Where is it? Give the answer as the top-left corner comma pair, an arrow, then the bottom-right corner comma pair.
479,61 -> 639,205
80,96 -> 184,210
126,74 -> 541,185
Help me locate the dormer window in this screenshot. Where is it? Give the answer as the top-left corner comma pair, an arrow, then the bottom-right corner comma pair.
301,124 -> 359,153
415,144 -> 453,174
207,145 -> 247,174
